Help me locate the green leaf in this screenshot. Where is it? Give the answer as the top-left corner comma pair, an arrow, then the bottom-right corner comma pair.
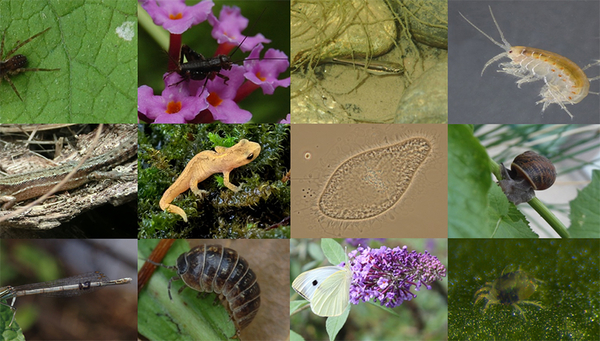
448,124 -> 491,237
366,301 -> 401,317
569,169 -> 600,238
307,242 -> 325,262
290,300 -> 309,315
137,240 -> 234,341
321,239 -> 345,266
0,304 -> 25,341
289,329 -> 305,341
0,0 -> 136,123
485,185 -> 538,238
325,305 -> 350,341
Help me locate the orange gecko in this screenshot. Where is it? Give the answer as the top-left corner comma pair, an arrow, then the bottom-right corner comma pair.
159,139 -> 261,222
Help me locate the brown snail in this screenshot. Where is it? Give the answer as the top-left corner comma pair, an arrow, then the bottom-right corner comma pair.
151,245 -> 260,339
498,151 -> 556,205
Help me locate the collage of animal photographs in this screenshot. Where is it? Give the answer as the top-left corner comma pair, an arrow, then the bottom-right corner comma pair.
0,1 -> 598,340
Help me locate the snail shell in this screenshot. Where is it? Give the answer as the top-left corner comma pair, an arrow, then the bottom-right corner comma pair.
510,151 -> 556,190
498,151 -> 556,205
169,245 -> 261,338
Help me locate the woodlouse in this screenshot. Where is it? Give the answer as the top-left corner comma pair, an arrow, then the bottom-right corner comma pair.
459,6 -> 600,120
150,244 -> 261,339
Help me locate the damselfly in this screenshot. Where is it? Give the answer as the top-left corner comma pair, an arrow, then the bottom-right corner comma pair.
0,271 -> 132,327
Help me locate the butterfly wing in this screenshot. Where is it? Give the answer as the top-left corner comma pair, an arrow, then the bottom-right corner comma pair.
292,266 -> 340,301
292,265 -> 351,317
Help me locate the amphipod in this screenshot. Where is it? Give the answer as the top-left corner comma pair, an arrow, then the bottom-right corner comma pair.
460,6 -> 600,119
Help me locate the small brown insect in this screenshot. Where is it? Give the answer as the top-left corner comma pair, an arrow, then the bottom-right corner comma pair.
1,27 -> 60,101
150,244 -> 261,339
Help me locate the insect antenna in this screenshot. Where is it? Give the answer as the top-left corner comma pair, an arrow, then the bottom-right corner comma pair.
218,8 -> 267,58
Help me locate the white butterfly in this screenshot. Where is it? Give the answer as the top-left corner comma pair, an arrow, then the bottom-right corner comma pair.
292,263 -> 352,317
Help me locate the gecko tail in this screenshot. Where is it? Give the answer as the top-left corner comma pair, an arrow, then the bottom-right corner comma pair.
163,204 -> 188,222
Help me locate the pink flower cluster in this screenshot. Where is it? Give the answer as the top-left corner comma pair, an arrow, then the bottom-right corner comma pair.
138,0 -> 290,123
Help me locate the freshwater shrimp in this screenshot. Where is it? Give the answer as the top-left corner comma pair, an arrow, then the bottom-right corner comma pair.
459,6 -> 600,119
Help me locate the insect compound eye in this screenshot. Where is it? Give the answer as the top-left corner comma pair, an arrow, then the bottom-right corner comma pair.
247,153 -> 254,160
175,253 -> 189,276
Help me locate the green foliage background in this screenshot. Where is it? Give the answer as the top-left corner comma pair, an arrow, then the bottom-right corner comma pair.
0,0 -> 136,123
448,239 -> 600,340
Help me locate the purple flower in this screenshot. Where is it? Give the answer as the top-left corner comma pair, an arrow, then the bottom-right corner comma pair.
278,114 -> 290,124
138,3 -> 289,124
138,73 -> 209,123
348,246 -> 446,309
345,238 -> 386,247
204,65 -> 252,123
208,6 -> 270,53
243,44 -> 290,95
140,0 -> 214,34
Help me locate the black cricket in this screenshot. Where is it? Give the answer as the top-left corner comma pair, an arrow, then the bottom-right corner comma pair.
169,8 -> 273,93
177,44 -> 234,85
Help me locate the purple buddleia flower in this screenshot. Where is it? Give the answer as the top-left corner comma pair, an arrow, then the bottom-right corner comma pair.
138,2 -> 289,123
208,6 -> 270,53
140,0 -> 214,34
204,64 -> 252,123
278,114 -> 290,124
345,238 -> 386,247
243,44 -> 290,95
138,73 -> 209,123
348,245 -> 446,309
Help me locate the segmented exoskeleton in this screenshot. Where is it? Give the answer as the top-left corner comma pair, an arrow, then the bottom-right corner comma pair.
152,245 -> 261,339
460,6 -> 600,119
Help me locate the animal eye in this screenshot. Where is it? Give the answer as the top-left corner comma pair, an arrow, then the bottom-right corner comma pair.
247,153 -> 254,160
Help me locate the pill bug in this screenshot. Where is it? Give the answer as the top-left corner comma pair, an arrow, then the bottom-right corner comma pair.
151,244 -> 261,339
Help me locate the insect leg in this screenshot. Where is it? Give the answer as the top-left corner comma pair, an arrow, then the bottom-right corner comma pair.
4,27 -> 52,58
4,74 -> 23,101
9,67 -> 60,75
214,72 -> 230,85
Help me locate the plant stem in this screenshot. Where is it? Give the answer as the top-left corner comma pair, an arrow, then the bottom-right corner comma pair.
528,198 -> 570,238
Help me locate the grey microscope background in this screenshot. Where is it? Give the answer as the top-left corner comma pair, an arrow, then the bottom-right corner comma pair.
448,1 -> 600,124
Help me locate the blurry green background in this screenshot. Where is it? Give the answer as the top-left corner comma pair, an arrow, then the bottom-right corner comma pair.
448,239 -> 599,340
0,240 -> 137,340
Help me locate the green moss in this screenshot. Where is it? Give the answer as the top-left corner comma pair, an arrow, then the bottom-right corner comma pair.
138,123 -> 290,238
